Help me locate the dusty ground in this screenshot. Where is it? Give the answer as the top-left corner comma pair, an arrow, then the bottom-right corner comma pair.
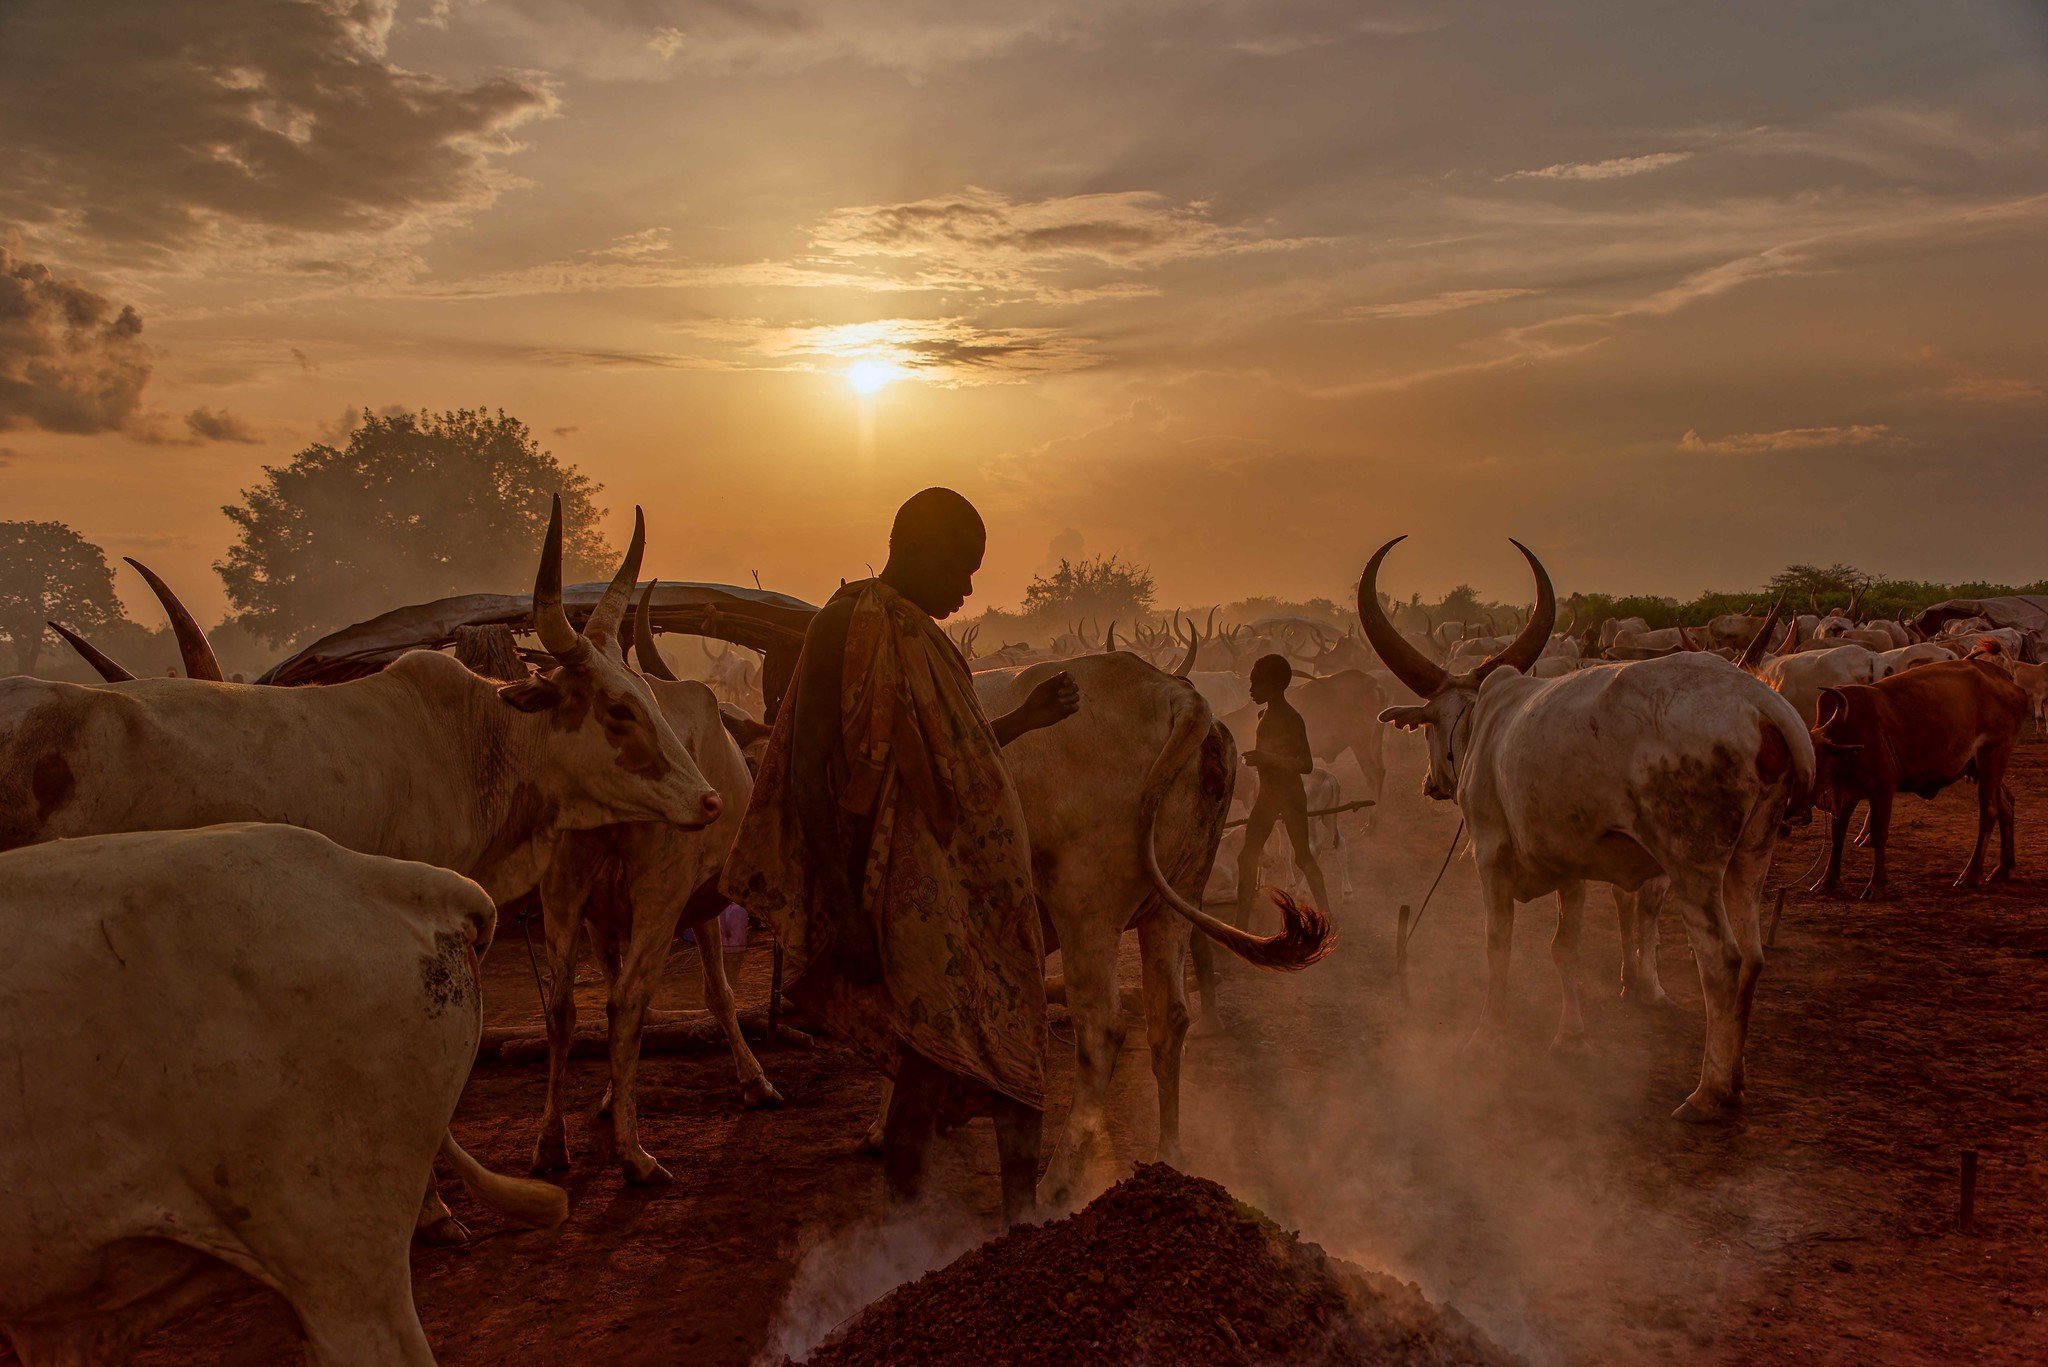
109,733 -> 2048,1364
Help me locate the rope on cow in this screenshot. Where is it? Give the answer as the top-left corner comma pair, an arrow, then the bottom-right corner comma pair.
519,902 -> 555,1028
1407,817 -> 1465,940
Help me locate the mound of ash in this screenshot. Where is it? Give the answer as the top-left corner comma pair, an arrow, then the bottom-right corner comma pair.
796,1164 -> 1517,1366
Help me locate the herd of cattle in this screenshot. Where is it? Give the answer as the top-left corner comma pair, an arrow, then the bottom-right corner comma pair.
1,515 -> 2035,1362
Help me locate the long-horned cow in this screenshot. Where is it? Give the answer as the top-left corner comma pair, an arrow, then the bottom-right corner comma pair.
1359,539 -> 1813,1121
0,824 -> 566,1363
0,500 -> 722,902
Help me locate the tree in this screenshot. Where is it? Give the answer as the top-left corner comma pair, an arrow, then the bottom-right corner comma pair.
1765,563 -> 1872,602
1020,554 -> 1156,620
218,408 -> 612,646
0,520 -> 125,673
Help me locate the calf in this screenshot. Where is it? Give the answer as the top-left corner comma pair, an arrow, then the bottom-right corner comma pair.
2012,661 -> 2048,736
0,824 -> 565,1364
1809,659 -> 2027,899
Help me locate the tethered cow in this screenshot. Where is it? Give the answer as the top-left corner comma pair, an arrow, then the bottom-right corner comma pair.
1359,538 -> 1812,1121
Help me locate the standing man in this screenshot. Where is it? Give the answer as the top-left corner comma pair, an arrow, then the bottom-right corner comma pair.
725,488 -> 1078,1226
1236,653 -> 1331,925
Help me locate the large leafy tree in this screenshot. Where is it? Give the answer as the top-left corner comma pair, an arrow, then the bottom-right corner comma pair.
1021,553 -> 1157,619
218,408 -> 612,646
0,520 -> 125,673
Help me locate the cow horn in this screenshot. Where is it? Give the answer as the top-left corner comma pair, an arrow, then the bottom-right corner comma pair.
1173,619 -> 1198,676
1676,622 -> 1701,652
1738,596 -> 1784,671
531,495 -> 589,665
1356,537 -> 1449,697
1475,539 -> 1554,682
47,620 -> 136,682
585,506 -> 646,651
632,580 -> 678,682
1105,620 -> 1118,652
124,558 -> 223,681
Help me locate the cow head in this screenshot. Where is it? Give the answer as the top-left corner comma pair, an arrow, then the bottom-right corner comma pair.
1358,537 -> 1555,801
1804,686 -> 1870,815
499,497 -> 723,831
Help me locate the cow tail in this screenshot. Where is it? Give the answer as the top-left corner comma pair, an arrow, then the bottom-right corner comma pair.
1137,691 -> 1334,970
439,1132 -> 569,1230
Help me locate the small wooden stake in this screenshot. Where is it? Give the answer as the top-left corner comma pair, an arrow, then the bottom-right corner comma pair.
1396,903 -> 1412,1004
1960,1150 -> 1978,1233
1767,887 -> 1787,947
767,931 -> 785,1045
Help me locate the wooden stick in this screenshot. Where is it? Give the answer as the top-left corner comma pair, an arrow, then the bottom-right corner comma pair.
1396,903 -> 1412,1005
768,931 -> 785,1044
1223,797 -> 1376,831
1960,1150 -> 1978,1233
1767,887 -> 1788,947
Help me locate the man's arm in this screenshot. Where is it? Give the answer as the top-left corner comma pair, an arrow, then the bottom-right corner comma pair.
788,599 -> 861,897
990,669 -> 1080,747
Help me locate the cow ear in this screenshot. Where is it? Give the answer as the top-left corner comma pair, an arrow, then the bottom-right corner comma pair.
497,674 -> 566,713
1378,704 -> 1429,730
1817,738 -> 1863,755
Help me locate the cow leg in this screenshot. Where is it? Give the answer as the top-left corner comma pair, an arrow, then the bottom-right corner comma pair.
696,933 -> 782,1108
993,1091 -> 1043,1228
1813,801 -> 1852,895
860,1080 -> 892,1155
295,1277 -> 437,1367
1467,874 -> 1516,1049
604,923 -> 675,1186
414,1180 -> 467,1246
1669,874 -> 1744,1122
1862,789 -> 1894,898
1042,923 -> 1123,1207
530,895 -> 583,1175
1137,915 -> 1193,1168
1550,881 -> 1588,1050
1994,780 -> 2018,882
1612,885 -> 1640,998
1721,798 -> 1778,1098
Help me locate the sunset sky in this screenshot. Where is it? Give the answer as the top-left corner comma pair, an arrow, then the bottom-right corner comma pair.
3,0 -> 2045,627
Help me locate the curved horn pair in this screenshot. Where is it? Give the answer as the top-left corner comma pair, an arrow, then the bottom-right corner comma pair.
1356,538 -> 1553,696
125,559 -> 223,681
531,497 -> 645,666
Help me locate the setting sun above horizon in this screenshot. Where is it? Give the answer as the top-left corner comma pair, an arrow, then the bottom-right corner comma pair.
846,360 -> 904,395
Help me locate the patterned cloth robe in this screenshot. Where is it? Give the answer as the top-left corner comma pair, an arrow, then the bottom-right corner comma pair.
724,578 -> 1046,1111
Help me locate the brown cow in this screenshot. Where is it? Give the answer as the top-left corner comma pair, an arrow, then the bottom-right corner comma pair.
1808,659 -> 2027,899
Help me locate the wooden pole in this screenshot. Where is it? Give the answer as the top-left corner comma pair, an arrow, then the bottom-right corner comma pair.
1960,1150 -> 1978,1233
1767,887 -> 1788,947
767,931 -> 785,1044
1396,903 -> 1411,1005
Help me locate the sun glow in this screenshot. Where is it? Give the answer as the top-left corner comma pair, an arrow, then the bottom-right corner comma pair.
845,359 -> 904,395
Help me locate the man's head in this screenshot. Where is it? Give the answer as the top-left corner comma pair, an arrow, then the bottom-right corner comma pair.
883,487 -> 986,619
1249,653 -> 1293,703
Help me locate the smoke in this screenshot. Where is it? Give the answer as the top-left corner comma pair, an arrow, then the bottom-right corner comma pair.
0,248 -> 150,434
754,1197 -> 986,1364
1036,527 -> 1084,578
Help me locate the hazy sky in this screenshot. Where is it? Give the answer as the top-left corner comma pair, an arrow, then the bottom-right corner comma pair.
3,0 -> 2045,624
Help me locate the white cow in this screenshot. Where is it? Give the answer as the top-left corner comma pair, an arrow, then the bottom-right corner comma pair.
529,593 -> 774,1186
0,501 -> 722,905
1757,643 -> 1885,727
0,824 -> 565,1365
859,651 -> 1332,1203
1362,539 -> 1812,1120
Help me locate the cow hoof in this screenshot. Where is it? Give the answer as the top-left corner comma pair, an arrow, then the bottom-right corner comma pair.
1670,1095 -> 1737,1124
1460,1024 -> 1507,1057
857,1124 -> 885,1156
1859,884 -> 1887,902
416,1214 -> 471,1246
1619,986 -> 1673,1010
1808,880 -> 1838,897
1156,1143 -> 1187,1170
1549,1030 -> 1590,1055
622,1155 -> 673,1187
741,1079 -> 785,1110
529,1149 -> 570,1177
1989,868 -> 2014,885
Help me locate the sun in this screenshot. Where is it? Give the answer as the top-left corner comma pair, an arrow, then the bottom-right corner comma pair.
845,359 -> 903,395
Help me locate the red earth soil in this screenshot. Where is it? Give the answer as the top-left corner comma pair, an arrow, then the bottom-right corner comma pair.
70,733 -> 2048,1363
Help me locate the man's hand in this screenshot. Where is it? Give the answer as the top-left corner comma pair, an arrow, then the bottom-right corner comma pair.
1020,671 -> 1081,729
1241,749 -> 1267,768
992,670 -> 1080,746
